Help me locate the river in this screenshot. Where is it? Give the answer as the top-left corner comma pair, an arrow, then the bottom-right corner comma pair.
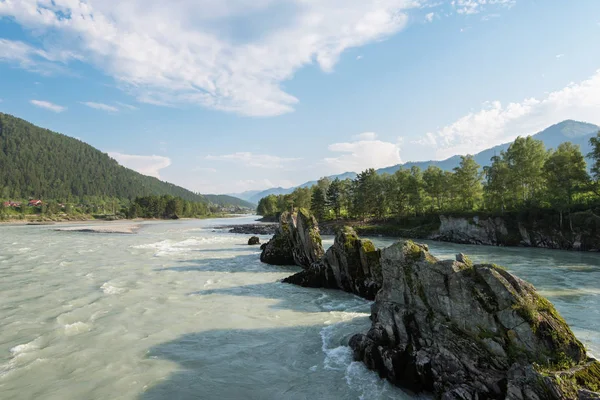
0,216 -> 598,400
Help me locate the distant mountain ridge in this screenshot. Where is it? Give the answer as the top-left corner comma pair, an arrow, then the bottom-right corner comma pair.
237,120 -> 599,204
203,194 -> 255,209
0,112 -> 249,207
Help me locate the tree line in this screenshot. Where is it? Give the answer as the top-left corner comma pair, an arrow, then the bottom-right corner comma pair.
127,195 -> 210,219
257,133 -> 600,224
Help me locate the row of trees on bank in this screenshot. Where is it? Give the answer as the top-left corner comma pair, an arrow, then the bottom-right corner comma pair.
127,195 -> 210,219
0,195 -> 212,220
257,133 -> 600,222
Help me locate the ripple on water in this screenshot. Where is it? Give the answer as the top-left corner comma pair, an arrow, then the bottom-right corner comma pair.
131,237 -> 236,256
63,322 -> 92,336
100,282 -> 127,295
319,311 -> 417,399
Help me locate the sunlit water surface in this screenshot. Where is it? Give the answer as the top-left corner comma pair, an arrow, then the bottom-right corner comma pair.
0,217 -> 598,400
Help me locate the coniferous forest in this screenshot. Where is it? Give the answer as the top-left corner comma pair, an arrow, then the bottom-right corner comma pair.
0,112 -> 205,202
0,113 -> 255,220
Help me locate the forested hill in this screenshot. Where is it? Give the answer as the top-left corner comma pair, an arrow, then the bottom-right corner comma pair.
0,112 -> 205,202
203,194 -> 255,209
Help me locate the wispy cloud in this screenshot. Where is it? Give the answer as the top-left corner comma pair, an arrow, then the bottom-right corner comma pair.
416,69 -> 600,159
81,102 -> 119,112
116,102 -> 138,110
108,152 -> 171,179
556,54 -> 565,59
0,0 -> 422,117
453,0 -> 516,15
425,12 -> 435,22
325,133 -> 402,173
0,38 -> 78,75
30,99 -> 66,113
205,152 -> 301,168
192,167 -> 217,173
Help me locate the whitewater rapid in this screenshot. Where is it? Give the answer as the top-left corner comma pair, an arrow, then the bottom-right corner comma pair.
0,217 -> 598,400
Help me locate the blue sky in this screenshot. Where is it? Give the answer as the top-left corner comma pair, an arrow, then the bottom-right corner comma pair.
1,0 -> 600,194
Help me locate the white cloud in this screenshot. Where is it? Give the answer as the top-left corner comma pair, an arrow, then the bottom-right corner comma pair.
30,99 -> 66,112
353,132 -> 378,141
108,152 -> 172,179
425,12 -> 435,22
81,102 -> 119,112
192,167 -> 217,173
325,134 -> 402,173
453,0 -> 516,15
417,69 -> 600,159
116,102 -> 138,110
0,0 -> 421,117
356,55 -> 363,60
205,152 -> 301,168
0,38 -> 79,75
556,54 -> 565,59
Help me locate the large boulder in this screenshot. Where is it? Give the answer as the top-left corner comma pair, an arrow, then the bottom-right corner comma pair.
260,209 -> 324,267
283,227 -> 382,300
248,236 -> 260,245
349,240 -> 599,399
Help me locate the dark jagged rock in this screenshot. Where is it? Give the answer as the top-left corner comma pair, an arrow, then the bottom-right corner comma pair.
259,209 -> 324,267
283,227 -> 382,300
225,224 -> 278,235
248,236 -> 260,245
349,240 -> 599,399
259,213 -> 599,397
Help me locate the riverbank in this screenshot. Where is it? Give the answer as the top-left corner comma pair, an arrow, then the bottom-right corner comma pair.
0,213 -> 253,226
313,209 -> 600,252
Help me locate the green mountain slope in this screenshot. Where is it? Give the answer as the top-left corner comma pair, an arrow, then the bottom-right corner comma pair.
0,112 -> 207,202
203,194 -> 255,209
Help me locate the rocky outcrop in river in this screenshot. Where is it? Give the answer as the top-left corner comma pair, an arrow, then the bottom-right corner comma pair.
349,241 -> 599,399
283,226 -> 382,300
260,211 -> 600,399
260,209 -> 324,268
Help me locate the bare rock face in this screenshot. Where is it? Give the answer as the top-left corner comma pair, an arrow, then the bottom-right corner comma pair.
349,240 -> 599,399
259,209 -> 324,267
283,227 -> 382,300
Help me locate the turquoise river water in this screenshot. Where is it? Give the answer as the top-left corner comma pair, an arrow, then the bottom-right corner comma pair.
0,216 -> 598,400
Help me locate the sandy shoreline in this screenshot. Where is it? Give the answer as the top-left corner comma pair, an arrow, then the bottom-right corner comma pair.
54,223 -> 143,234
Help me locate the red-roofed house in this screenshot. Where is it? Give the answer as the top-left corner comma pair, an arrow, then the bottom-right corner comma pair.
29,200 -> 42,207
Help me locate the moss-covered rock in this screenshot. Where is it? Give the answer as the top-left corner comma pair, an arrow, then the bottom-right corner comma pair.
349,240 -> 598,399
284,226 -> 382,299
259,210 -> 324,267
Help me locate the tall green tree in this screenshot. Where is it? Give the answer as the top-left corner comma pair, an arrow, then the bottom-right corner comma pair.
326,178 -> 344,219
544,143 -> 590,227
352,169 -> 379,220
310,186 -> 328,221
453,155 -> 483,210
423,166 -> 446,211
406,167 -> 424,216
484,154 -> 510,212
390,169 -> 411,217
588,131 -> 600,193
504,136 -> 548,206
